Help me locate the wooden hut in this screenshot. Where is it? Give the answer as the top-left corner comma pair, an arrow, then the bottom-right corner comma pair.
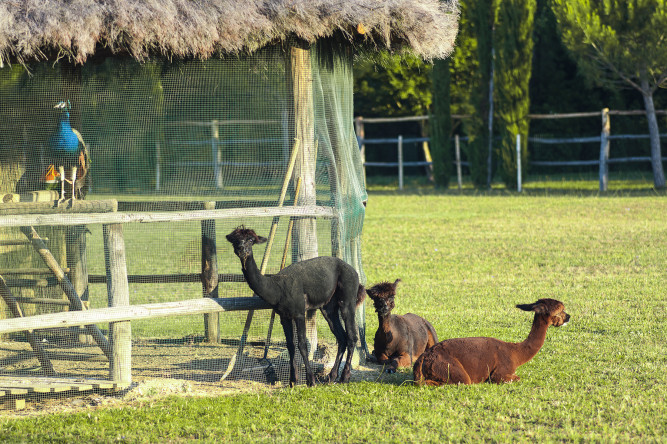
0,0 -> 459,394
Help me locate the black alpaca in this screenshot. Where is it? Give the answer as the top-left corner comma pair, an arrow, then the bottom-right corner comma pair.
226,227 -> 366,387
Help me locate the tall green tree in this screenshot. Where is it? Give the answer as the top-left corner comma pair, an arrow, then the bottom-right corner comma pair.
467,0 -> 496,188
494,0 -> 536,189
551,0 -> 667,189
430,58 -> 453,187
353,53 -> 432,117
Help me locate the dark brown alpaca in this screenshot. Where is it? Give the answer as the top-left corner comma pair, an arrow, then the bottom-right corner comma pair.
366,279 -> 438,373
226,227 -> 365,387
413,298 -> 570,385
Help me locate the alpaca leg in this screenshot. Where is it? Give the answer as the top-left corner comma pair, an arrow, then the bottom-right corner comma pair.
339,302 -> 359,384
294,317 -> 316,387
321,303 -> 347,382
279,316 -> 298,387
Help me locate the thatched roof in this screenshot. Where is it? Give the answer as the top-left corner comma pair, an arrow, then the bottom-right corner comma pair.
0,0 -> 459,66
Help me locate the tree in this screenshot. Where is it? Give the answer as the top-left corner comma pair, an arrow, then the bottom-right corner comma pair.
430,58 -> 453,187
466,0 -> 496,188
353,53 -> 432,117
494,0 -> 536,189
551,0 -> 667,189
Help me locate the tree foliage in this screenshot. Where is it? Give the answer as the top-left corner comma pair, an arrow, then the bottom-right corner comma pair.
430,58 -> 453,187
353,53 -> 432,117
466,0 -> 496,188
494,0 -> 536,189
551,0 -> 667,188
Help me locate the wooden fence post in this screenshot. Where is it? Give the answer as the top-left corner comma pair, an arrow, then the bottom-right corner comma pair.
155,141 -> 161,192
103,224 -> 131,384
455,135 -> 463,190
599,108 -> 610,191
212,120 -> 222,189
201,201 -> 219,343
67,225 -> 89,343
516,134 -> 522,193
355,117 -> 366,186
398,135 -> 404,190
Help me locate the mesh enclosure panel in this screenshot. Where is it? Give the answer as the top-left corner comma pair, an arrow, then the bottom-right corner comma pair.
0,40 -> 367,393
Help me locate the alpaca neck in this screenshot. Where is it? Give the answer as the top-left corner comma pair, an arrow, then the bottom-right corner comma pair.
376,312 -> 392,332
516,315 -> 549,366
240,253 -> 280,306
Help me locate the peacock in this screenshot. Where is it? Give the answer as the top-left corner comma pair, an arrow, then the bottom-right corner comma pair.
49,100 -> 90,203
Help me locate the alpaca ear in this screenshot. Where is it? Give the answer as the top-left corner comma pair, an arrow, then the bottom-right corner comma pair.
516,302 -> 537,312
392,279 -> 401,289
225,233 -> 234,242
255,236 -> 268,244
516,302 -> 548,314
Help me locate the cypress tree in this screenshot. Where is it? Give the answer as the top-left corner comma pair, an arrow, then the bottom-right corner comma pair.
430,58 -> 453,188
494,0 -> 536,189
467,0 -> 496,188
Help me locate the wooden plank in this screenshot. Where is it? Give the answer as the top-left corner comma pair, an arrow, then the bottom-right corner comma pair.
0,199 -> 117,215
0,268 -> 69,275
0,296 -> 272,334
10,296 -> 70,306
0,205 -> 336,228
88,273 -> 247,285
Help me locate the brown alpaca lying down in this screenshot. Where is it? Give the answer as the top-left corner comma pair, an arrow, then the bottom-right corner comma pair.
413,298 -> 569,385
366,279 -> 439,373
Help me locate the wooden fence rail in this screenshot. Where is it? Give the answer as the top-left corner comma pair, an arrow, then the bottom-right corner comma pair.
355,109 -> 667,191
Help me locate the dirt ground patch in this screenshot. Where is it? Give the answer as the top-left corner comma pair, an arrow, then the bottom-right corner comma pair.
1,336 -> 411,417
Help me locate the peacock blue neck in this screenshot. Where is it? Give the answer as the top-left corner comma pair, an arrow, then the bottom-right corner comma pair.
51,110 -> 79,153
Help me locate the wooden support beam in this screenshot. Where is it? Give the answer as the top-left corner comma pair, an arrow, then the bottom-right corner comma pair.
201,201 -> 220,343
0,276 -> 56,376
0,268 -> 69,275
103,224 -> 132,384
0,205 -> 336,228
0,199 -> 117,216
19,226 -> 112,361
0,297 -> 272,335
87,273 -> 247,285
290,44 -> 319,360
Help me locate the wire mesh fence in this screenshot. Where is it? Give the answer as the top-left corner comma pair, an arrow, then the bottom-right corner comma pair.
0,40 -> 367,407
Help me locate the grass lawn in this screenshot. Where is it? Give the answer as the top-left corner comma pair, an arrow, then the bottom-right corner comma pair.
1,174 -> 666,442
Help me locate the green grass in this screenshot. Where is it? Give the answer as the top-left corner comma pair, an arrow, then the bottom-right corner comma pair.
1,175 -> 666,442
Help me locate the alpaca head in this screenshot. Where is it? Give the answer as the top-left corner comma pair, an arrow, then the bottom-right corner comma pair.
516,298 -> 570,327
226,226 -> 267,267
366,279 -> 401,317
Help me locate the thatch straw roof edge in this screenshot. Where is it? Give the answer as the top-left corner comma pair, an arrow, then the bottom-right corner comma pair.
0,0 -> 459,66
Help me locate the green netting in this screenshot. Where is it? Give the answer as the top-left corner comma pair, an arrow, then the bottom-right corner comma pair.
0,40 -> 367,390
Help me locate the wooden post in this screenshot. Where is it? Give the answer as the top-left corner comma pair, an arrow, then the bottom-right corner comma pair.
455,135 -> 463,190
290,44 -> 318,360
211,120 -> 223,189
103,224 -> 131,384
398,135 -> 404,190
155,141 -> 161,192
516,134 -> 522,193
355,117 -> 367,187
20,226 -> 111,359
66,225 -> 90,343
599,108 -> 610,191
201,201 -> 219,343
